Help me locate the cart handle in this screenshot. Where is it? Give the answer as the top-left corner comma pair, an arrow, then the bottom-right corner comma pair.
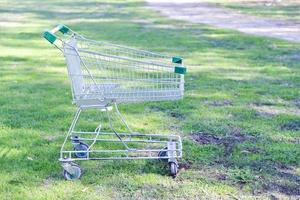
172,57 -> 186,74
43,24 -> 70,44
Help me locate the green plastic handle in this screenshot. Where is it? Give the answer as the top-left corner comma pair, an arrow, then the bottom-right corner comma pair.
43,24 -> 69,44
172,56 -> 182,64
174,66 -> 186,74
172,57 -> 186,74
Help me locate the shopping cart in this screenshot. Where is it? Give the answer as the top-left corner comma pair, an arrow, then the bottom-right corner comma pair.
43,24 -> 186,180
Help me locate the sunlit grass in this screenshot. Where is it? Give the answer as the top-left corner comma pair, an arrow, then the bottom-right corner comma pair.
205,0 -> 300,22
0,0 -> 300,199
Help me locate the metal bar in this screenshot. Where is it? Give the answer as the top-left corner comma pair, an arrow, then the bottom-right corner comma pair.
88,124 -> 101,151
78,49 -> 174,69
71,131 -> 180,139
60,156 -> 181,161
76,37 -> 171,60
60,108 -> 81,158
69,138 -> 173,144
61,149 -> 182,153
106,107 -> 131,150
114,103 -> 134,134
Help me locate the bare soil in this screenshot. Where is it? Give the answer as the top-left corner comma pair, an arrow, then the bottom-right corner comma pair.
281,120 -> 300,131
192,132 -> 300,195
191,129 -> 255,156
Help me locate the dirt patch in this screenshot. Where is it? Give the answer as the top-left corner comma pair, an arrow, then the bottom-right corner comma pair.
269,195 -> 279,200
295,99 -> 300,109
191,129 -> 254,156
279,53 -> 300,62
252,102 -> 277,106
191,128 -> 251,145
264,182 -> 300,196
43,135 -> 57,142
251,105 -> 279,117
241,147 -> 261,154
248,161 -> 293,175
255,111 -> 276,118
280,120 -> 300,131
179,161 -> 192,170
148,105 -> 166,112
43,177 -> 54,188
169,111 -> 185,120
288,137 -> 300,144
278,171 -> 300,183
216,173 -> 228,181
222,137 -> 240,157
204,100 -> 233,107
269,179 -> 300,196
252,104 -> 300,117
246,160 -> 300,195
212,100 -> 233,107
191,130 -> 299,196
148,105 -> 185,119
191,133 -> 221,145
275,164 -> 300,184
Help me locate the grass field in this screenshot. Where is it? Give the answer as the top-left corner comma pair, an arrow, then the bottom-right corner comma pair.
0,0 -> 300,199
206,0 -> 300,22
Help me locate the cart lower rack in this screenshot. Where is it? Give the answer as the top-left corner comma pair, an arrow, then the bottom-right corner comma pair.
43,24 -> 186,180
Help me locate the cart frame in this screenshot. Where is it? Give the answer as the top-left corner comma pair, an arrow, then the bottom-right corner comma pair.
43,24 -> 186,180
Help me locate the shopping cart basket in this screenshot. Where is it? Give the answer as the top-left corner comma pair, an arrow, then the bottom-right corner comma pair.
43,24 -> 186,180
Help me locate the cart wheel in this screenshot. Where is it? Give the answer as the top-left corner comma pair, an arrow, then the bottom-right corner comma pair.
158,147 -> 168,162
169,162 -> 178,177
63,164 -> 81,180
74,142 -> 89,158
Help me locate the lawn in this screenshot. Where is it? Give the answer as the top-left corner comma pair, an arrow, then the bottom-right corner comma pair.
205,0 -> 300,22
0,0 -> 300,199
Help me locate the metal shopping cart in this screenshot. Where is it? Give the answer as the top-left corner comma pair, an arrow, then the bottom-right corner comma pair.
43,24 -> 186,180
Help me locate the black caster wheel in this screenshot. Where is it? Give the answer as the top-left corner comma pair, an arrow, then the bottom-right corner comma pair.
63,164 -> 82,180
73,142 -> 89,158
169,162 -> 178,177
158,147 -> 168,162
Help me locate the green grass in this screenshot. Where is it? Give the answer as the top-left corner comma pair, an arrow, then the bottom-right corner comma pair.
206,0 -> 300,22
1,0 -> 300,199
